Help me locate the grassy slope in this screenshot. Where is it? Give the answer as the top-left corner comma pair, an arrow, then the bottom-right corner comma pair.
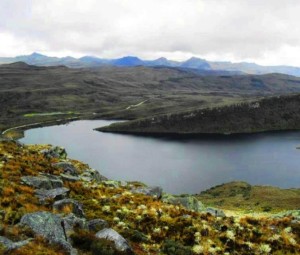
0,140 -> 299,254
198,181 -> 300,213
98,93 -> 300,134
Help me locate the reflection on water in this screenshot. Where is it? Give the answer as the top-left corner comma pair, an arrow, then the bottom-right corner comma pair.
20,120 -> 300,194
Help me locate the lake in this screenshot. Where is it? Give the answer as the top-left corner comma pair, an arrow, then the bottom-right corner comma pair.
20,120 -> 300,194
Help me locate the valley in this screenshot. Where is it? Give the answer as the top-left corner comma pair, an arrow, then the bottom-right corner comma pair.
2,62 -> 300,137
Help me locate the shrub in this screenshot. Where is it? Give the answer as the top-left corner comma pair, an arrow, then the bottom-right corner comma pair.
162,240 -> 192,255
71,229 -> 118,255
91,239 -> 116,255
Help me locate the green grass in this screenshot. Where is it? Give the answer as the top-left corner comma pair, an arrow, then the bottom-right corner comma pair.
197,181 -> 300,213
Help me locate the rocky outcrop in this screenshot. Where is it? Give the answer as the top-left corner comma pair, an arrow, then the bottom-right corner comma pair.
0,236 -> 32,252
40,146 -> 67,159
102,180 -> 127,188
63,213 -> 87,233
88,219 -> 109,232
20,211 -> 77,254
96,228 -> 134,254
206,207 -> 226,217
35,187 -> 69,202
53,199 -> 85,218
60,173 -> 80,182
80,168 -> 108,182
21,174 -> 63,189
52,162 -> 78,175
162,194 -> 205,212
131,186 -> 163,199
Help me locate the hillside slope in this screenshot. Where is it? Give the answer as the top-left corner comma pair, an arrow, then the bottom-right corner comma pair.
98,93 -> 300,135
0,140 -> 299,254
198,181 -> 300,212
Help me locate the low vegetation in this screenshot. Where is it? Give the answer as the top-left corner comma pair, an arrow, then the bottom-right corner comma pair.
98,93 -> 300,134
0,140 -> 299,254
198,181 -> 300,213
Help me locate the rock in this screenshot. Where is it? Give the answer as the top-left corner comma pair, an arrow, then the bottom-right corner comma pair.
95,228 -> 133,254
88,219 -> 109,232
82,168 -> 108,182
0,236 -> 32,251
40,146 -> 67,159
53,162 -> 78,176
53,199 -> 84,218
63,213 -> 87,232
21,175 -> 63,189
80,176 -> 93,182
35,187 -> 70,202
20,211 -> 76,254
131,186 -> 163,199
60,173 -> 80,182
206,207 -> 226,217
102,180 -> 121,188
162,194 -> 205,212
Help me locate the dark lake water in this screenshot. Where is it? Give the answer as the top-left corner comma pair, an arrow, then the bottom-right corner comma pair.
20,120 -> 300,194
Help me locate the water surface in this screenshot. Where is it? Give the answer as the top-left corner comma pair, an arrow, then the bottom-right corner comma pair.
20,120 -> 300,194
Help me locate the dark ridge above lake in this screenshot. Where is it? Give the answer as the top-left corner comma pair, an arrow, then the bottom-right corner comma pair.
97,93 -> 300,135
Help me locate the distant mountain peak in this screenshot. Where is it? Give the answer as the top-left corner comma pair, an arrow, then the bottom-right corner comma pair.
30,52 -> 45,57
156,57 -> 168,61
118,56 -> 141,60
113,56 -> 143,66
181,57 -> 211,70
186,56 -> 207,62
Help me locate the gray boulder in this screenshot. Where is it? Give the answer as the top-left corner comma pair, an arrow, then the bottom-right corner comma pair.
40,146 -> 67,159
82,168 -> 108,182
0,236 -> 32,251
53,199 -> 85,218
63,213 -> 87,232
206,207 -> 226,217
88,219 -> 109,232
162,194 -> 205,212
95,228 -> 133,254
20,211 -> 76,254
21,175 -> 63,189
131,186 -> 163,199
60,173 -> 80,182
53,162 -> 78,176
35,187 -> 69,202
102,180 -> 121,188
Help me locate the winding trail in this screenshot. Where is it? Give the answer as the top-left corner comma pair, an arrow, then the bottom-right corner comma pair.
126,100 -> 148,110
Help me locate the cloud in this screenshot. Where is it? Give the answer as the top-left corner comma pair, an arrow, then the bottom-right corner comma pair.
0,0 -> 300,65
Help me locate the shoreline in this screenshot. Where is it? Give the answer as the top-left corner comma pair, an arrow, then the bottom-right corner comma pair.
1,117 -> 80,139
4,114 -> 300,141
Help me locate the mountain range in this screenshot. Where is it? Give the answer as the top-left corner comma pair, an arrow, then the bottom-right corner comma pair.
1,52 -> 300,76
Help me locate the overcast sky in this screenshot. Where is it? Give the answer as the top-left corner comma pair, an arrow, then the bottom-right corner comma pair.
1,0 -> 300,66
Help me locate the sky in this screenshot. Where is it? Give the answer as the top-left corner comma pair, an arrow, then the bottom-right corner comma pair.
1,0 -> 300,66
